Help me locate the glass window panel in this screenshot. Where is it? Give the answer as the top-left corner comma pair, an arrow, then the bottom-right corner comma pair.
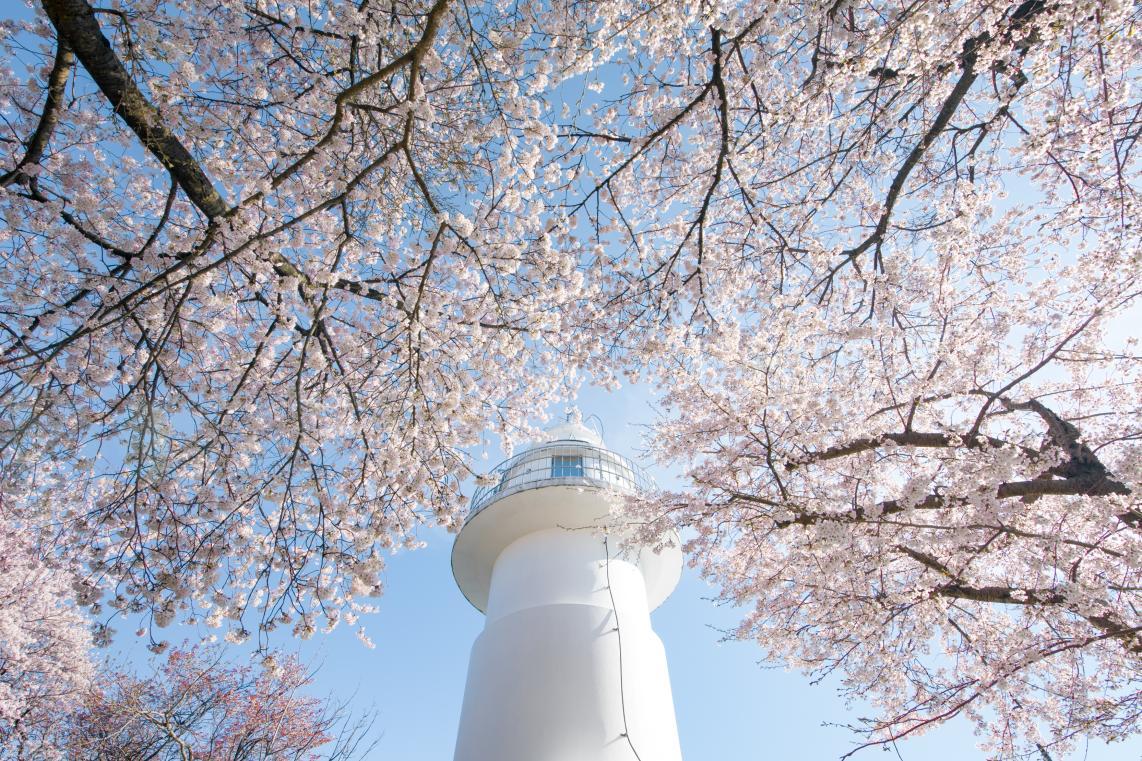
551,454 -> 584,478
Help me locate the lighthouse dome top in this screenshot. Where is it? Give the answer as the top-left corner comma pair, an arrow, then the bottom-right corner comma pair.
540,417 -> 603,447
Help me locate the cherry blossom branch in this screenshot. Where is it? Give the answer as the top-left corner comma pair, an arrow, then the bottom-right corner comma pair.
784,430 -> 1034,470
897,545 -> 1142,652
41,0 -> 229,219
0,40 -> 74,188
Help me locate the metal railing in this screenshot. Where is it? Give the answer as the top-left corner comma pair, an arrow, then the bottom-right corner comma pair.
467,441 -> 654,523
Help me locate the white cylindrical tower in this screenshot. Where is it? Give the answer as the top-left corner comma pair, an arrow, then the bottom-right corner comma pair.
451,419 -> 684,761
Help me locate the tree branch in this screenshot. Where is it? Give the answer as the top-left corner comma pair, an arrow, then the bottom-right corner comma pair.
41,0 -> 229,219
785,430 -> 1028,471
0,39 -> 73,187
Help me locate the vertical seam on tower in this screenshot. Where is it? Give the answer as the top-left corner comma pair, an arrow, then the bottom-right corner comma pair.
603,534 -> 644,761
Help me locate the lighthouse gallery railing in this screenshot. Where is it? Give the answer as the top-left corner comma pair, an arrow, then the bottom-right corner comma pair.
467,441 -> 653,522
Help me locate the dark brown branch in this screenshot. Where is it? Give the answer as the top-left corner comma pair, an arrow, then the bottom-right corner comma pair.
836,36 -> 982,270
934,583 -> 1142,653
890,545 -> 1142,652
822,1 -> 1054,290
1003,397 -> 1117,479
0,40 -> 74,187
781,397 -> 1133,522
775,473 -> 1131,521
996,477 -> 1130,499
41,0 -> 229,219
568,17 -> 763,218
249,0 -> 452,203
785,430 -> 1026,470
742,472 -> 1131,531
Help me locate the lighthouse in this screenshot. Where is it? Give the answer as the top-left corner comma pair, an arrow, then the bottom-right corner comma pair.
451,417 -> 684,761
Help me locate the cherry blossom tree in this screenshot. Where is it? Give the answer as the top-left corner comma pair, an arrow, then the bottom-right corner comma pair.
0,0 -> 591,649
1,0 -> 1138,757
574,0 -> 1141,757
56,647 -> 370,761
0,510 -> 93,759
1,638 -> 370,760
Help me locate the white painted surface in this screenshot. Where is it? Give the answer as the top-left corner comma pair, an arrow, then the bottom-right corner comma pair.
485,529 -> 652,624
452,525 -> 683,761
452,485 -> 683,613
543,419 -> 604,447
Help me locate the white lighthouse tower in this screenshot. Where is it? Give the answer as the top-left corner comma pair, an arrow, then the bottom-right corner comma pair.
451,416 -> 684,761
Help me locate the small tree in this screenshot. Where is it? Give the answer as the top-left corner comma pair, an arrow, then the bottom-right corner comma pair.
61,648 -> 371,761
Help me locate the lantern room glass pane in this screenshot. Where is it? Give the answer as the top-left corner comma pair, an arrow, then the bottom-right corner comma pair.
551,454 -> 584,478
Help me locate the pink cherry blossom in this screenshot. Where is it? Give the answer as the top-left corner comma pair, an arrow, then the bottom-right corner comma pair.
0,510 -> 93,758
